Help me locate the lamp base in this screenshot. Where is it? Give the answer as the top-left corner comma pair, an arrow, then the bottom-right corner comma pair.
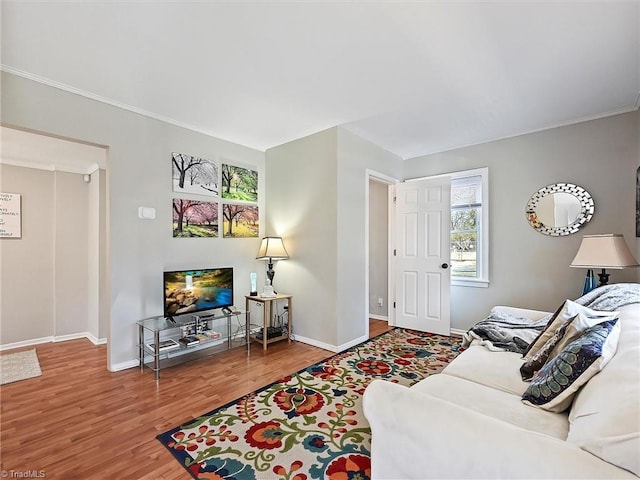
266,262 -> 275,285
582,269 -> 597,295
266,262 -> 278,294
597,268 -> 610,287
261,285 -> 276,298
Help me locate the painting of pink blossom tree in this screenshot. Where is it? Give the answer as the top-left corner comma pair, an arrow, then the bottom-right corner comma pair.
173,199 -> 219,237
222,204 -> 259,238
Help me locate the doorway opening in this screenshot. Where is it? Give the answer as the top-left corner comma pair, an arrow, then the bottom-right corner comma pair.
365,170 -> 397,338
0,126 -> 109,349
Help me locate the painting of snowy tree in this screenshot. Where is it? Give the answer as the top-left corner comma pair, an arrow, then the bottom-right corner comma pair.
172,152 -> 219,197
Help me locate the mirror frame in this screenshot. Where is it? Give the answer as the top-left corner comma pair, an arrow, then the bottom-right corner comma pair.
525,183 -> 594,236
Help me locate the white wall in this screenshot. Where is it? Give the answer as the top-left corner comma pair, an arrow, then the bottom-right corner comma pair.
4,70 -> 636,357
54,171 -> 90,337
88,168 -> 108,341
368,179 -> 388,319
265,127 -> 401,350
403,111 -> 640,331
0,165 -> 55,344
336,128 -> 401,346
264,128 -> 339,348
0,164 -> 100,346
2,71 -> 265,369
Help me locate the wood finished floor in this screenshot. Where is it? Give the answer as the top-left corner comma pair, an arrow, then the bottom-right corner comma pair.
0,319 -> 391,479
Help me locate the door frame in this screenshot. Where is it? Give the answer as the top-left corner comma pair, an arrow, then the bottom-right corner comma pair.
365,169 -> 399,335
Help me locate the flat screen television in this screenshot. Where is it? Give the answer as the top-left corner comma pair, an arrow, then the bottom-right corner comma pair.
163,267 -> 234,318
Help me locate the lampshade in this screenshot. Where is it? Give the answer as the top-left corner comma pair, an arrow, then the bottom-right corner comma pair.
570,234 -> 639,269
256,237 -> 289,261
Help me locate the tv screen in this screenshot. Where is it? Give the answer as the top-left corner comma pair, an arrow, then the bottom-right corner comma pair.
163,267 -> 234,318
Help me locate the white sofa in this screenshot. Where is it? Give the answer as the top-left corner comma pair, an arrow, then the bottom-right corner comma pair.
363,287 -> 640,479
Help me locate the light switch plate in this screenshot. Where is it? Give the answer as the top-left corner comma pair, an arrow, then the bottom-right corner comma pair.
138,207 -> 156,219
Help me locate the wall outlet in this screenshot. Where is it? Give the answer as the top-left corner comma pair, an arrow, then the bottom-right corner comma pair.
378,297 -> 384,307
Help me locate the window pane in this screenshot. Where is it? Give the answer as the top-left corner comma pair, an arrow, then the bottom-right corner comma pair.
451,208 -> 477,231
451,206 -> 479,278
451,175 -> 481,207
450,168 -> 488,286
451,231 -> 477,277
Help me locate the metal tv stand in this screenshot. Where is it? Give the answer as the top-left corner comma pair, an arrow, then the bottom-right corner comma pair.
137,309 -> 250,380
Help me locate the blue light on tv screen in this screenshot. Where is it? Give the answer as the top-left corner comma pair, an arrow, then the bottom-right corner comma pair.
195,287 -> 232,310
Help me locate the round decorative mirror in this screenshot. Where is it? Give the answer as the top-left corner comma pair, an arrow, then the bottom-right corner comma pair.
525,183 -> 594,236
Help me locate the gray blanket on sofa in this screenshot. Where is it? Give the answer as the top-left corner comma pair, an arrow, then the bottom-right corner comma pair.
462,311 -> 549,354
574,282 -> 640,311
464,283 -> 639,354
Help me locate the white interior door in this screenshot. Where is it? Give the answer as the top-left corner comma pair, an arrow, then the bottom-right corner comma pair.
394,177 -> 451,335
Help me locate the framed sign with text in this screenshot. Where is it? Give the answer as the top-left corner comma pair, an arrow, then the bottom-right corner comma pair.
0,193 -> 22,238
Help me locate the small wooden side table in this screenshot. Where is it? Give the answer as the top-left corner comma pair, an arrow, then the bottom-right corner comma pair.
245,293 -> 292,351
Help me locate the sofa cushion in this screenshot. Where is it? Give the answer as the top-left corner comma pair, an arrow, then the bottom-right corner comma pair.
522,299 -> 618,362
522,318 -> 620,413
442,345 -> 529,396
364,379 -> 638,480
567,303 -> 640,476
412,373 -> 569,439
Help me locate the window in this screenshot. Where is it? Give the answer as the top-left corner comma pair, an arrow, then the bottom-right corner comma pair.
450,168 -> 489,287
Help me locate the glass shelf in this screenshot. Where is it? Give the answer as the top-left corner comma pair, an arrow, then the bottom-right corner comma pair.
137,310 -> 249,380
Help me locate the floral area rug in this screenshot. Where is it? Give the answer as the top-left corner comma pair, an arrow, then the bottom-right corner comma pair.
157,328 -> 463,479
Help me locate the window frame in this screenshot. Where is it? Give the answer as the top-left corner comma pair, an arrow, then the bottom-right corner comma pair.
450,168 -> 489,288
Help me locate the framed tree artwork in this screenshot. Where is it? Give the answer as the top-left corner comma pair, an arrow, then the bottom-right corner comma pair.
222,204 -> 259,238
172,152 -> 219,197
173,199 -> 219,238
221,163 -> 258,202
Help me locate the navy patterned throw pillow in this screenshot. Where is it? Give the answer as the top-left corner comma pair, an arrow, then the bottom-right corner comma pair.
521,318 -> 619,413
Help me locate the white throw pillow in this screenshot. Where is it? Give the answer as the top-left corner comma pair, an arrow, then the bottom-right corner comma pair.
522,300 -> 618,362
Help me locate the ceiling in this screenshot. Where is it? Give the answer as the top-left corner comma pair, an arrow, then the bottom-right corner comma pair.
1,1 -> 639,160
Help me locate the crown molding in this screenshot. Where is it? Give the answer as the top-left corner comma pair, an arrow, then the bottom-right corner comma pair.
0,158 -> 99,175
0,65 -> 223,143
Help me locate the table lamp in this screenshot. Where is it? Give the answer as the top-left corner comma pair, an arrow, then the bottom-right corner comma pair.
570,234 -> 639,288
256,236 -> 289,294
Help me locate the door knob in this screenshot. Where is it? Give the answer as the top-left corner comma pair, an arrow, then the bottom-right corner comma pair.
441,263 -> 449,269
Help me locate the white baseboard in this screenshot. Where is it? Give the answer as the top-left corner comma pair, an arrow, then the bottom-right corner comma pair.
337,334 -> 369,352
292,334 -> 338,353
89,327 -> 455,373
109,359 -> 140,372
112,332 -> 371,372
0,336 -> 54,351
53,331 -> 107,344
1,332 -> 107,351
450,328 -> 465,337
293,333 -> 370,353
369,314 -> 388,321
85,333 -> 108,345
